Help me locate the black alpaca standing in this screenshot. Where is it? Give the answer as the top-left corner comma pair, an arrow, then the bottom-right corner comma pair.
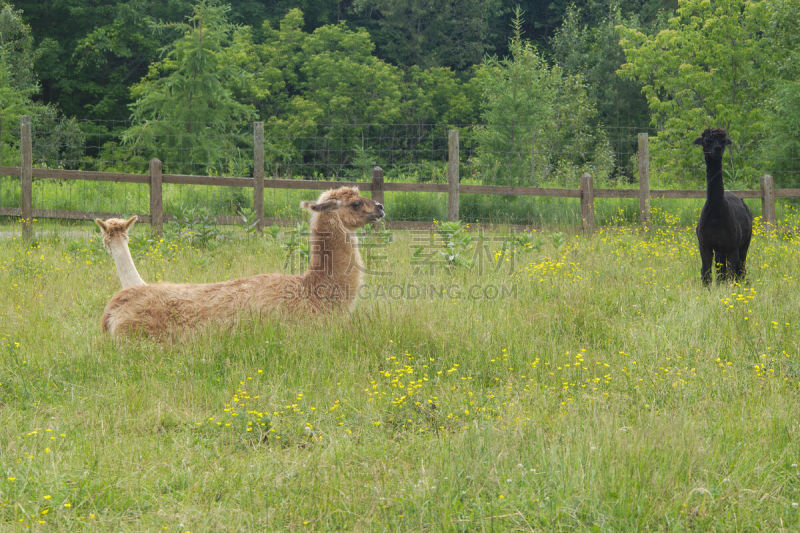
694,128 -> 753,286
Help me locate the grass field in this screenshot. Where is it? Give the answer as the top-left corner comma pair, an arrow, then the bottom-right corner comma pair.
2,212 -> 800,531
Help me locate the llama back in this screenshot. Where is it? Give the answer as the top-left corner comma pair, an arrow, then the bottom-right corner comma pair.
101,273 -> 311,336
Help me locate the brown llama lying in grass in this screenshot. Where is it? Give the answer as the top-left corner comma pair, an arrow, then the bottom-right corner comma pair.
101,187 -> 384,337
95,216 -> 146,288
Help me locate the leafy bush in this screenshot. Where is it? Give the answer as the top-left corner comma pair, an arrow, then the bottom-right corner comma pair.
280,220 -> 309,272
169,204 -> 223,247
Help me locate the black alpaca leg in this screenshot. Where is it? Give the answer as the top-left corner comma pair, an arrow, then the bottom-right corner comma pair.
700,245 -> 713,286
728,249 -> 745,283
714,250 -> 727,283
739,237 -> 751,280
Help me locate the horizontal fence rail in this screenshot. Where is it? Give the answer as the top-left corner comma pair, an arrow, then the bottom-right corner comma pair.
1,116 -> 796,237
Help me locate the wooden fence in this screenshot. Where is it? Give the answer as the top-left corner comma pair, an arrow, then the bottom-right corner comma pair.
1,116 -> 797,239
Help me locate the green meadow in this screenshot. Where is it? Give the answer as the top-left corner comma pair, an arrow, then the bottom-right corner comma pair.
1,211 -> 800,531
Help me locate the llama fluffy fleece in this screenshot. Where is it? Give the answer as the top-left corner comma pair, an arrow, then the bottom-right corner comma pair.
101,187 -> 384,337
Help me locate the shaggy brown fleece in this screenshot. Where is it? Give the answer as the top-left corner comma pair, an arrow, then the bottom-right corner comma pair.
101,187 -> 384,337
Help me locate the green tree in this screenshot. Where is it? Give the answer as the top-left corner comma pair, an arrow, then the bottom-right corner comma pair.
759,0 -> 800,185
230,8 -> 481,179
13,0 -> 194,120
551,4 -> 651,181
226,9 -> 307,122
299,22 -> 402,125
118,0 -> 256,174
618,0 -> 771,186
0,59 -> 31,164
230,8 -> 475,178
0,2 -> 36,90
472,11 -> 613,186
0,3 -> 83,168
0,4 -> 38,159
351,0 -> 501,71
1,2 -> 37,157
296,21 -> 405,176
242,0 -> 351,30
227,9 -> 379,176
402,66 -> 478,126
71,0 -> 194,121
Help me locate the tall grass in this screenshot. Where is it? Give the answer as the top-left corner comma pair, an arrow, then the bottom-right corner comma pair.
1,214 -> 800,530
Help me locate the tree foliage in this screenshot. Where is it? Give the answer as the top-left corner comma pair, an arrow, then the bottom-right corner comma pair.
18,0 -> 800,188
12,0 -> 630,120
618,0 -> 771,186
11,0 -> 193,119
351,0 -> 501,71
1,2 -> 37,156
227,8 -> 475,177
759,0 -> 800,184
551,4 -> 650,180
71,0 -> 194,121
1,2 -> 83,168
472,11 -> 613,186
118,0 -> 256,174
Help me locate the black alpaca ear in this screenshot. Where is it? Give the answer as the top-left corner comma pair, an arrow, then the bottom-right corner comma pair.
693,137 -> 704,146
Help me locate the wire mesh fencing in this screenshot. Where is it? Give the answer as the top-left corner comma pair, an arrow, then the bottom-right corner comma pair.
1,116 -> 799,227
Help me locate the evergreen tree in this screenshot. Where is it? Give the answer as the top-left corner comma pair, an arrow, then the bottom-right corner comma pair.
551,4 -> 650,180
473,10 -> 613,186
351,0 -> 501,71
120,0 -> 256,174
12,0 -> 193,120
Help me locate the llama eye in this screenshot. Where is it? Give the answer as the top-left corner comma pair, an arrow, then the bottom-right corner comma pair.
351,201 -> 362,209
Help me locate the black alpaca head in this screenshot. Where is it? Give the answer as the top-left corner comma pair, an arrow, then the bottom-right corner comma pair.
693,128 -> 731,162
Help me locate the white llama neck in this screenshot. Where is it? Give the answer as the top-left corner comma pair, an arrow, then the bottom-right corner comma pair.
107,237 -> 145,288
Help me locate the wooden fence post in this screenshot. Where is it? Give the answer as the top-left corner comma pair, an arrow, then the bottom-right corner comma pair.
149,158 -> 163,235
638,132 -> 650,227
447,128 -> 459,222
371,165 -> 384,206
253,121 -> 265,232
761,173 -> 776,227
20,115 -> 32,240
580,172 -> 594,234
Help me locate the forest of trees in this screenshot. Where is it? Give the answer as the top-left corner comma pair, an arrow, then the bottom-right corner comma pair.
1,0 -> 799,186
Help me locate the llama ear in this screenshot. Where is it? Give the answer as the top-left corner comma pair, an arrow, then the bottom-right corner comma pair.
95,218 -> 108,232
301,199 -> 341,212
692,137 -> 704,146
124,215 -> 138,231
